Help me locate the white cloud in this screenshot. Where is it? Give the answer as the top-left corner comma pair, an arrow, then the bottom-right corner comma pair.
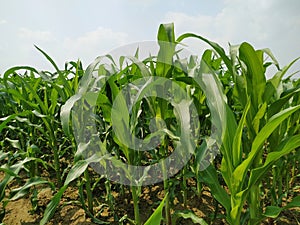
1,1 -> 299,77
128,0 -> 158,4
64,27 -> 128,50
62,27 -> 129,64
0,19 -> 7,25
0,26 -> 129,73
164,12 -> 214,35
164,0 -> 300,71
18,28 -> 55,42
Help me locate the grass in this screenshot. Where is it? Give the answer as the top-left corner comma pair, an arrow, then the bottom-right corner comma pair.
0,23 -> 300,225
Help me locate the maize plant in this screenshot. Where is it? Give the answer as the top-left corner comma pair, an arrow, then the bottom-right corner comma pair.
0,23 -> 299,225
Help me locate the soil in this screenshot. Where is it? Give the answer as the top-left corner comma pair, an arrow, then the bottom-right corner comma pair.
1,171 -> 300,225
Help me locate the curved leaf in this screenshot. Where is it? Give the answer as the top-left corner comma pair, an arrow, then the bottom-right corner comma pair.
232,105 -> 300,193
144,193 -> 168,225
172,210 -> 208,225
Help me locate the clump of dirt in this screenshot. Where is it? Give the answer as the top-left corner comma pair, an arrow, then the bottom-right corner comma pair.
46,205 -> 94,225
2,198 -> 39,225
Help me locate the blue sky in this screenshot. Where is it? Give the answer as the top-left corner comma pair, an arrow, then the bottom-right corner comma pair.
1,0 -> 300,76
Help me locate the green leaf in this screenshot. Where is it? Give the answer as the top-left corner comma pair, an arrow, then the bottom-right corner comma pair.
65,154 -> 105,186
32,110 -> 48,118
260,48 -> 280,70
64,160 -> 89,186
232,105 -> 300,194
177,33 -> 232,74
172,210 -> 208,225
247,134 -> 300,189
157,23 -> 175,43
262,196 -> 300,220
10,177 -> 54,201
220,105 -> 237,186
3,66 -> 38,81
252,102 -> 267,133
0,158 -> 35,202
4,138 -> 21,149
0,151 -> 11,162
49,88 -> 58,115
35,45 -> 73,96
232,98 -> 250,168
268,57 -> 300,91
156,23 -> 176,77
199,165 -> 230,213
41,154 -> 105,224
263,206 -> 282,218
144,193 -> 168,225
2,88 -> 40,110
0,167 -> 20,177
60,93 -> 82,136
239,42 -> 266,109
284,195 -> 300,209
0,111 -> 30,133
268,86 -> 300,118
40,185 -> 68,225
20,76 -> 47,115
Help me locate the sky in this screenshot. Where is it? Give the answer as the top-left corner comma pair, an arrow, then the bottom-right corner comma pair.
1,0 -> 300,77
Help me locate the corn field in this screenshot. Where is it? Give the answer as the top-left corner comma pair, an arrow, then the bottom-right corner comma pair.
0,23 -> 300,225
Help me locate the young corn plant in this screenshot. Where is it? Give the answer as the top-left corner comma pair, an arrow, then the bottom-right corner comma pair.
177,32 -> 300,224
2,23 -> 299,225
1,51 -> 82,187
0,50 -> 84,222
42,23 -> 213,225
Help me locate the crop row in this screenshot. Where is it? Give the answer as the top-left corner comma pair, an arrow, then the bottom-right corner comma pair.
0,23 -> 299,225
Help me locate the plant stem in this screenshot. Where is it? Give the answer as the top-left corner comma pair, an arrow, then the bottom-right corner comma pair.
249,185 -> 260,221
43,117 -> 62,187
162,160 -> 171,225
196,176 -> 202,197
182,167 -> 187,207
229,197 -> 243,225
213,198 -> 219,223
52,143 -> 62,187
249,148 -> 263,221
84,170 -> 94,214
131,186 -> 141,225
